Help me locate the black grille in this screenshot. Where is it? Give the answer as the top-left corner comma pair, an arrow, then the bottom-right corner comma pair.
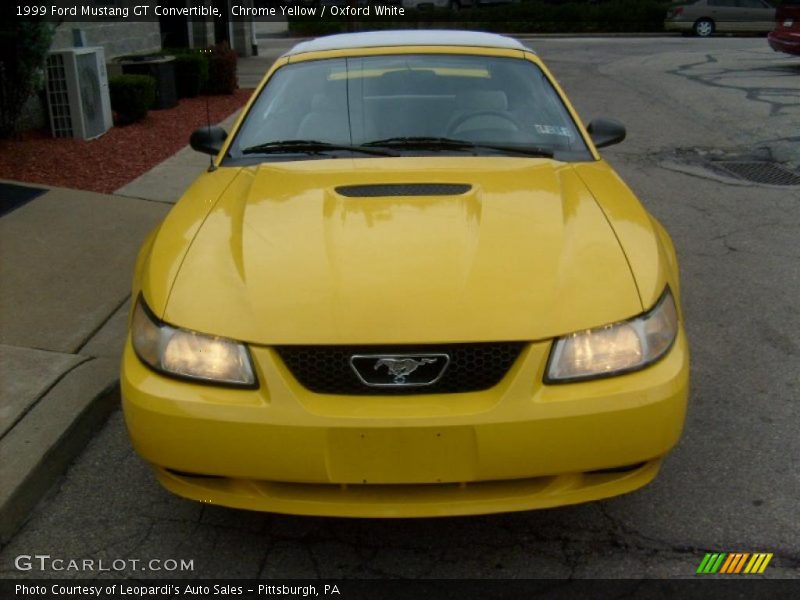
275,343 -> 525,395
335,184 -> 472,197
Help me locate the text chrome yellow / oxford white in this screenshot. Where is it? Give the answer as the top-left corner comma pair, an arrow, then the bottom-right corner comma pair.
122,31 -> 689,517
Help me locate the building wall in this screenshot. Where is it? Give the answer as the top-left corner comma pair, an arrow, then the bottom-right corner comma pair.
49,22 -> 161,59
191,19 -> 216,48
231,19 -> 256,57
48,12 -> 253,58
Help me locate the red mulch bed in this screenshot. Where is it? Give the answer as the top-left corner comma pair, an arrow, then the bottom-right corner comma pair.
0,89 -> 253,194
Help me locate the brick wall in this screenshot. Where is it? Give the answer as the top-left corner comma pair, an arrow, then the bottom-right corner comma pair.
49,22 -> 161,59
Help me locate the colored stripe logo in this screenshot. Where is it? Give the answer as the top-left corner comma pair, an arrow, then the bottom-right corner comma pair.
696,552 -> 773,574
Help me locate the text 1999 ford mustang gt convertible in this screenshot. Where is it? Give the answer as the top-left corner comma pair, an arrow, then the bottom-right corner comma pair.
122,30 -> 689,517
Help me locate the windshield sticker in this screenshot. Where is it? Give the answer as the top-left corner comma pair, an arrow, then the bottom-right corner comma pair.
534,124 -> 572,137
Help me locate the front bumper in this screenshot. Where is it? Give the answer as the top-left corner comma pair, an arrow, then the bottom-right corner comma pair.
768,32 -> 800,55
122,330 -> 689,517
154,460 -> 663,518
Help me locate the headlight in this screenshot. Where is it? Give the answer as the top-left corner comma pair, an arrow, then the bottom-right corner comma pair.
131,297 -> 256,387
545,288 -> 679,383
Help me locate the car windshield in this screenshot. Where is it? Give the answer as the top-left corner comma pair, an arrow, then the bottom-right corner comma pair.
227,54 -> 592,163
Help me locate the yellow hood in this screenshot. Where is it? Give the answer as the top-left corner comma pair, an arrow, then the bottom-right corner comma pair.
160,157 -> 641,344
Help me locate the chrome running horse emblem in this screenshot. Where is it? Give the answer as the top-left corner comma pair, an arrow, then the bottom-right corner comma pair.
374,357 -> 437,384
350,353 -> 450,387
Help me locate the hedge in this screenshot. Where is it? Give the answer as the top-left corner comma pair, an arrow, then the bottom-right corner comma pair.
109,74 -> 156,125
175,53 -> 209,98
161,49 -> 210,98
158,45 -> 237,97
0,18 -> 53,137
203,43 -> 238,95
288,0 -> 672,36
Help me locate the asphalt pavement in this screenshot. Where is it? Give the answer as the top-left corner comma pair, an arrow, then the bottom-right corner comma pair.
0,36 -> 798,580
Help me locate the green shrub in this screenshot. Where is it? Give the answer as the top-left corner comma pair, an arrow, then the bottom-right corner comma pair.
169,51 -> 209,98
0,17 -> 54,137
203,43 -> 238,95
288,0 -> 671,35
109,74 -> 156,125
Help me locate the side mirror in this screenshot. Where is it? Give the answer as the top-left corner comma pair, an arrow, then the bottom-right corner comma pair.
190,126 -> 227,156
586,118 -> 626,149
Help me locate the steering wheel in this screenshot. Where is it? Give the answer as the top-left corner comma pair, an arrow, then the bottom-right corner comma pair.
446,110 -> 520,136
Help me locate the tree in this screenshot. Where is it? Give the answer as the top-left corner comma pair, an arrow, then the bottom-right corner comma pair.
0,17 -> 54,138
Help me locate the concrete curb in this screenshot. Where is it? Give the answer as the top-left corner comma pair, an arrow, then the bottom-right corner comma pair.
0,359 -> 120,544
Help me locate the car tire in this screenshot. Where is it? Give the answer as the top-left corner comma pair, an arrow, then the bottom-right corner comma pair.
693,18 -> 715,37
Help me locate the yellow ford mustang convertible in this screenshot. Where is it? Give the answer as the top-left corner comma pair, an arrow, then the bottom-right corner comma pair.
122,31 -> 689,517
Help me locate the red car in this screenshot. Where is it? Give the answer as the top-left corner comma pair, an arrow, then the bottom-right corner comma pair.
769,0 -> 800,55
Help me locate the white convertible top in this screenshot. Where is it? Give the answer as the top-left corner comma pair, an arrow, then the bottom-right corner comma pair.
284,30 -> 531,57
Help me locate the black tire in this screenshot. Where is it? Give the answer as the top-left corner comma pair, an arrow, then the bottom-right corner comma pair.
693,18 -> 715,37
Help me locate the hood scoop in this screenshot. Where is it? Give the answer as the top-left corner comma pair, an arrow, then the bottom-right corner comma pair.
335,183 -> 472,197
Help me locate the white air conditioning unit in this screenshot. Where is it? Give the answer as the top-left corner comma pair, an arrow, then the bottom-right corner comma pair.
45,47 -> 113,140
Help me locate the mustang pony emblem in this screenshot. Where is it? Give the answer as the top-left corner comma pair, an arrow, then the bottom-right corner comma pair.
374,357 -> 438,384
349,353 -> 450,387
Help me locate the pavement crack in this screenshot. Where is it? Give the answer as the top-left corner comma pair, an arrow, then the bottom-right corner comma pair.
305,544 -> 323,579
597,503 -> 703,558
667,52 -> 800,117
73,294 -> 130,355
255,545 -> 271,579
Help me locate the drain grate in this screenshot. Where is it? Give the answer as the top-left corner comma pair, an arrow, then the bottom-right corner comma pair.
710,161 -> 800,186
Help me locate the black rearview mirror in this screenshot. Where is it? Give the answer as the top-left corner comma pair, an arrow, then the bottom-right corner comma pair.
190,126 -> 227,156
587,118 -> 626,149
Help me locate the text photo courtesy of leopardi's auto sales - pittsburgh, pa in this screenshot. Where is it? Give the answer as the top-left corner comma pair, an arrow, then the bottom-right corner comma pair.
0,0 -> 799,598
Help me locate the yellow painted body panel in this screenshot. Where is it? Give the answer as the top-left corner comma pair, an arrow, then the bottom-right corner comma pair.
573,162 -> 679,309
134,168 -> 240,314
123,42 -> 690,516
159,157 -> 642,345
152,461 -> 664,518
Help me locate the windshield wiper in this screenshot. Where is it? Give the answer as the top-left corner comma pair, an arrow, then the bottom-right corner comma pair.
471,142 -> 555,158
361,137 -> 474,151
241,140 -> 396,157
362,136 -> 554,158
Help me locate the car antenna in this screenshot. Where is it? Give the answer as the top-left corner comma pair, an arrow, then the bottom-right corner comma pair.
205,95 -> 216,172
204,49 -> 217,173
